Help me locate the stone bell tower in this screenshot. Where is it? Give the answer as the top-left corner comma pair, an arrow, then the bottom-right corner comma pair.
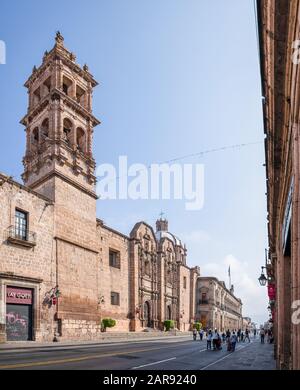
20,34 -> 102,333
21,31 -> 100,199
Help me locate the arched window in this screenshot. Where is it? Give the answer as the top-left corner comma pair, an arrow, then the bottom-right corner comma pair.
32,127 -> 39,143
63,118 -> 73,145
31,127 -> 39,153
62,76 -> 73,96
76,127 -> 86,153
144,259 -> 150,276
41,118 -> 49,141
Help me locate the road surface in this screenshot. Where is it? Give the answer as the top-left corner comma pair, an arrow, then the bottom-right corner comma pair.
0,336 -> 275,370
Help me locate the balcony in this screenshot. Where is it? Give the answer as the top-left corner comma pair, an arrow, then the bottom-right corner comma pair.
6,226 -> 37,248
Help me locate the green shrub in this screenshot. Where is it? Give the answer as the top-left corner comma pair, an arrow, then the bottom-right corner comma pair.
164,320 -> 175,331
193,322 -> 202,331
101,318 -> 116,331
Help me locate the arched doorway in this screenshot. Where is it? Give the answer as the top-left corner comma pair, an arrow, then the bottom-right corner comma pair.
167,305 -> 172,320
144,301 -> 151,328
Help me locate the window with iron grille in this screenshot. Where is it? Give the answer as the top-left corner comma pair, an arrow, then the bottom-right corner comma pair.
15,209 -> 28,241
111,292 -> 120,306
109,249 -> 121,269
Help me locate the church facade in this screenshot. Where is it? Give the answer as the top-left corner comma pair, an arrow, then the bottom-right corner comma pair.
0,34 -> 199,342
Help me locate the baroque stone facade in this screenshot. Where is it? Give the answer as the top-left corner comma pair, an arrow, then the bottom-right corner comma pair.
0,34 -> 200,342
195,277 -> 242,332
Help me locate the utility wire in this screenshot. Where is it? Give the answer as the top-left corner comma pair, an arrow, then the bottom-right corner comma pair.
99,140 -> 263,185
156,141 -> 263,165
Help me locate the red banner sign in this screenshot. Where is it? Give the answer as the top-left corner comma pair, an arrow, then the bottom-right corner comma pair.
268,284 -> 276,300
6,287 -> 33,305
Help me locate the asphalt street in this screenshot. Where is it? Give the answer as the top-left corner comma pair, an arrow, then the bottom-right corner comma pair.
0,336 -> 275,370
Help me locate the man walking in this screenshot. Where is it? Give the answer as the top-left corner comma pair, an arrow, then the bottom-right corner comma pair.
244,329 -> 250,343
199,329 -> 204,341
207,329 -> 212,350
193,328 -> 197,341
260,328 -> 265,344
212,329 -> 219,350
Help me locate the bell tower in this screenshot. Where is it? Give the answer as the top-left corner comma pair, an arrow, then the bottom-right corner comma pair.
19,34 -> 102,330
21,32 -> 100,199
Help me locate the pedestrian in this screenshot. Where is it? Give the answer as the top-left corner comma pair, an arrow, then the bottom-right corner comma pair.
207,329 -> 212,350
216,333 -> 222,350
260,328 -> 265,344
212,329 -> 219,350
241,331 -> 244,342
199,329 -> 204,341
237,329 -> 241,342
244,329 -> 250,343
253,329 -> 257,339
193,328 -> 197,341
230,331 -> 237,352
222,332 -> 226,343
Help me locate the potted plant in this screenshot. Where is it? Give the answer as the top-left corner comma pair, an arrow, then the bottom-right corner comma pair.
101,318 -> 116,332
164,320 -> 175,331
193,322 -> 202,331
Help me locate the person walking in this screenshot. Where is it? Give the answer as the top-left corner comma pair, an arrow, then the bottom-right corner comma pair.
199,329 -> 204,341
230,332 -> 237,352
212,329 -> 219,350
237,329 -> 241,342
253,328 -> 257,339
193,328 -> 197,341
260,328 -> 265,344
244,329 -> 250,343
221,332 -> 226,343
207,330 -> 212,350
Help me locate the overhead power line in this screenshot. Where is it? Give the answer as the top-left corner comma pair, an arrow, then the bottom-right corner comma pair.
157,141 -> 263,165
100,140 -> 264,185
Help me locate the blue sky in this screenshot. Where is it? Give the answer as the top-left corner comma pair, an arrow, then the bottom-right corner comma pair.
0,0 -> 268,324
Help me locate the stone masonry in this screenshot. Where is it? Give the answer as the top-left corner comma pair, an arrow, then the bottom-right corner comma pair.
0,33 -> 205,342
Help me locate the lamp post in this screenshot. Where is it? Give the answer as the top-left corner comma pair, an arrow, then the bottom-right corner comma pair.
258,266 -> 268,286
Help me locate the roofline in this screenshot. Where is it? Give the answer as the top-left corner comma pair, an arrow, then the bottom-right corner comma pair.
198,276 -> 242,303
96,219 -> 130,240
0,173 -> 53,203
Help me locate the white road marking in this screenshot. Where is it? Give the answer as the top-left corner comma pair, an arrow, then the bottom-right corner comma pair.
132,357 -> 176,369
200,342 -> 253,370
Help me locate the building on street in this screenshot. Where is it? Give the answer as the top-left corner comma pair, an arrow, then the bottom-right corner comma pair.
0,33 -> 200,343
257,0 -> 300,370
196,277 -> 242,331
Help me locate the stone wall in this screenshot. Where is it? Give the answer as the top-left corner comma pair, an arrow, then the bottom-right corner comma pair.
0,175 -> 55,342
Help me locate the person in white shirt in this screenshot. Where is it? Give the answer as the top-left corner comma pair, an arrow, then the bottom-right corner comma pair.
207,329 -> 212,350
230,331 -> 238,351
212,329 -> 219,350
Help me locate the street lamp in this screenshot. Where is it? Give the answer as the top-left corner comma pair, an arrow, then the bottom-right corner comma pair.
258,266 -> 268,286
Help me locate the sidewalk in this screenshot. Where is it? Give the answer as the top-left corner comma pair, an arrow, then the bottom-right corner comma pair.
205,339 -> 276,370
0,331 -> 192,352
